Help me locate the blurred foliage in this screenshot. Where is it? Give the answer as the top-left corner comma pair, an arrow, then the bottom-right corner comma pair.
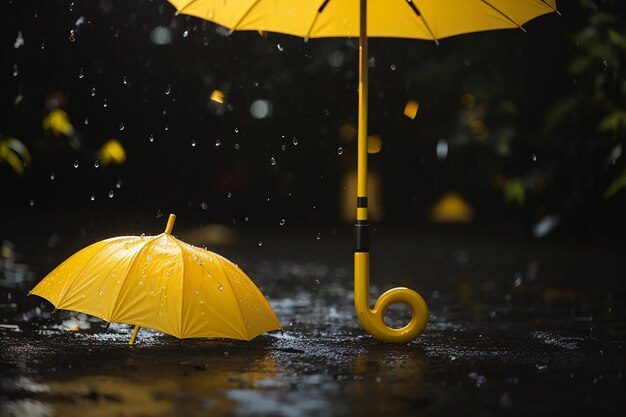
0,136 -> 31,175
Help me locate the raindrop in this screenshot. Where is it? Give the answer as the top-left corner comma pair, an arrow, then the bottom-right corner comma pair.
50,171 -> 55,180
227,192 -> 232,198
191,139 -> 196,147
316,233 -> 321,240
69,30 -> 76,42
123,76 -> 128,85
234,143 -> 240,150
315,278 -> 320,285
73,160 -> 79,168
156,210 -> 163,219
390,64 -> 396,71
78,67 -> 85,78
150,26 -> 173,45
116,179 -> 122,189
258,241 -> 263,247
215,140 -> 221,147
91,85 -> 96,96
165,84 -> 171,95
119,122 -> 125,131
149,134 -> 155,143
270,157 -> 276,166
200,202 -> 208,210
234,128 -> 239,133
84,116 -> 88,125
250,100 -> 273,119
14,31 -> 24,49
603,59 -> 608,71
337,147 -> 344,155
164,124 -> 169,131
532,153 -> 537,162
245,216 -> 250,222
281,145 -> 286,151
183,30 -> 189,38
94,160 -> 100,168
277,44 -> 284,51
436,139 -> 448,160
90,193 -> 95,201
108,190 -> 114,198
218,285 -> 223,291
29,199 -> 35,207
103,99 -> 108,108
279,219 -> 285,226
292,137 -> 298,145
12,65 -> 18,77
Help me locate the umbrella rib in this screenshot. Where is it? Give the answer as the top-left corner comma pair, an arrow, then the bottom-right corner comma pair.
174,0 -> 201,16
406,0 -> 439,45
229,0 -> 262,34
480,0 -> 527,32
305,0 -> 332,40
537,0 -> 561,15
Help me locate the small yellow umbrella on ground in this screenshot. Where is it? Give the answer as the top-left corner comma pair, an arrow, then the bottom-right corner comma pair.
167,0 -> 559,343
30,214 -> 282,344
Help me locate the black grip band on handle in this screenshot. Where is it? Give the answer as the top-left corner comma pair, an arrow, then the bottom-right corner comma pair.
355,221 -> 370,252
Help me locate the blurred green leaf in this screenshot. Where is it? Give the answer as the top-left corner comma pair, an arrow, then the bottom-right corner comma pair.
598,110 -> 626,133
503,179 -> 526,206
543,97 -> 578,134
605,168 -> 626,199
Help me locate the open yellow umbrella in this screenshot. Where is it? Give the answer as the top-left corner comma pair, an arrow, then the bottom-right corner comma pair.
168,0 -> 559,343
30,214 -> 282,344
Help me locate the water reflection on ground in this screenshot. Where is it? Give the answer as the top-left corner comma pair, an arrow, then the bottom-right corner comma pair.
1,228 -> 624,416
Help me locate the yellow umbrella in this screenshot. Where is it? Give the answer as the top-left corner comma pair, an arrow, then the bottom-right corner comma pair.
168,0 -> 559,343
30,214 -> 282,344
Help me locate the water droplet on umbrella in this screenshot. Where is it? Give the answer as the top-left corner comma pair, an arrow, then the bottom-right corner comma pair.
258,241 -> 263,247
191,139 -> 196,147
94,160 -> 100,168
215,140 -> 221,147
78,67 -> 84,78
99,291 -> 104,296
147,254 -> 153,261
149,134 -> 155,143
138,281 -> 144,286
199,299 -> 204,305
165,84 -> 171,95
337,147 -> 343,155
279,219 -> 285,226
166,270 -> 172,277
108,190 -> 114,198
218,285 -> 223,291
316,233 -> 321,240
50,172 -> 55,180
292,137 -> 298,145
270,157 -> 276,166
73,160 -> 79,168
69,30 -> 76,42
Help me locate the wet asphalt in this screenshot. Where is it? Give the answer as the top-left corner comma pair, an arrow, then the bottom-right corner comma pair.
1,220 -> 624,416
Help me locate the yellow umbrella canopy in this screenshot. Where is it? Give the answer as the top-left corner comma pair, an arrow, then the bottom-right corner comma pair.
167,0 -> 559,344
30,215 -> 282,343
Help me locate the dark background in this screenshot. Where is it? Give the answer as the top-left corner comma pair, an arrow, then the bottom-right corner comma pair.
1,0 -> 625,238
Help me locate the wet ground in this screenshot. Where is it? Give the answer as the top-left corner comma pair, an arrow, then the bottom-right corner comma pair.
1,216 -> 624,416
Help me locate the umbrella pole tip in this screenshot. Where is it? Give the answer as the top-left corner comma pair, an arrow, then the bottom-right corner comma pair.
165,214 -> 176,235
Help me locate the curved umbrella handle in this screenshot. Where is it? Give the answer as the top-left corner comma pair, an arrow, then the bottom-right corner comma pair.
354,252 -> 428,343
